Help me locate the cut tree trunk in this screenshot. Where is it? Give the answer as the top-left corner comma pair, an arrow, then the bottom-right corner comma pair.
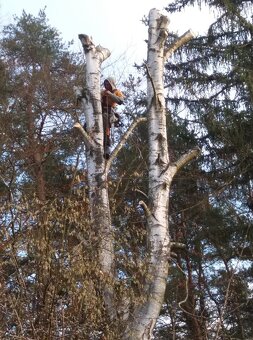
76,10 -> 199,339
123,9 -> 198,339
75,34 -> 117,319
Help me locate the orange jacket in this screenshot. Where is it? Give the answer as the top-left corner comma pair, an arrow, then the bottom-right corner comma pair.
101,77 -> 124,109
101,89 -> 124,108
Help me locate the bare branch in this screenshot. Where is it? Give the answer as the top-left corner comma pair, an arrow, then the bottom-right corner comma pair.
161,147 -> 200,179
0,175 -> 13,201
173,146 -> 201,172
73,122 -> 97,149
105,117 -> 147,173
139,200 -> 152,217
164,29 -> 196,60
134,188 -> 149,200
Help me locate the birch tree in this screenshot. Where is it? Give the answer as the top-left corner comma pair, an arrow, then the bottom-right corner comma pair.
1,6 -> 253,339
75,8 -> 200,339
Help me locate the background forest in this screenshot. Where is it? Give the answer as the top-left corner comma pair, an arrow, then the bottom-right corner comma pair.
0,0 -> 252,339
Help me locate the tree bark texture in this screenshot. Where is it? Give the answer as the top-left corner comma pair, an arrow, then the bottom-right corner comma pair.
124,9 -> 198,339
76,34 -> 116,319
77,11 -> 198,339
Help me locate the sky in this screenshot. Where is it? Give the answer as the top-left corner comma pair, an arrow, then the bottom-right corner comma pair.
0,0 -> 215,80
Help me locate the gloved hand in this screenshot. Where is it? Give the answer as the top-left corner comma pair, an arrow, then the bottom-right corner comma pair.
107,91 -> 123,105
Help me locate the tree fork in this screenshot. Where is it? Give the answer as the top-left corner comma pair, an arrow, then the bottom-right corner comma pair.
75,34 -> 150,325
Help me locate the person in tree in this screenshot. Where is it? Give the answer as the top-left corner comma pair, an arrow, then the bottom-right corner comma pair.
101,77 -> 124,159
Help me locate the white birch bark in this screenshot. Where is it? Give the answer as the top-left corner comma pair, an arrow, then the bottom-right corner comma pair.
75,35 -> 149,324
74,34 -> 116,319
124,9 -> 199,339
75,12 -> 199,338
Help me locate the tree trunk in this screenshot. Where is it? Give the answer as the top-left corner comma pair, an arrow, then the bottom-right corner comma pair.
76,10 -> 199,339
75,35 -> 116,319
124,9 -> 198,339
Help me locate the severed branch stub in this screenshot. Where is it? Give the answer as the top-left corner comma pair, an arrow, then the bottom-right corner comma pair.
78,34 -> 94,51
139,200 -> 152,217
173,146 -> 201,172
160,146 -> 201,179
78,34 -> 110,62
73,122 -> 96,150
164,29 -> 196,60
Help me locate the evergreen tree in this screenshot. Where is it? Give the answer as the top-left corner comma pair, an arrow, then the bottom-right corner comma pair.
1,3 -> 252,339
0,11 -> 102,339
0,9 -> 83,201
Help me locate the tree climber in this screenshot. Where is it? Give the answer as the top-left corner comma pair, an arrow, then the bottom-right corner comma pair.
101,77 -> 124,159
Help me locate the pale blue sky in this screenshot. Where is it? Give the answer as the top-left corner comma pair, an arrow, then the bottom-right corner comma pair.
0,0 -> 214,79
